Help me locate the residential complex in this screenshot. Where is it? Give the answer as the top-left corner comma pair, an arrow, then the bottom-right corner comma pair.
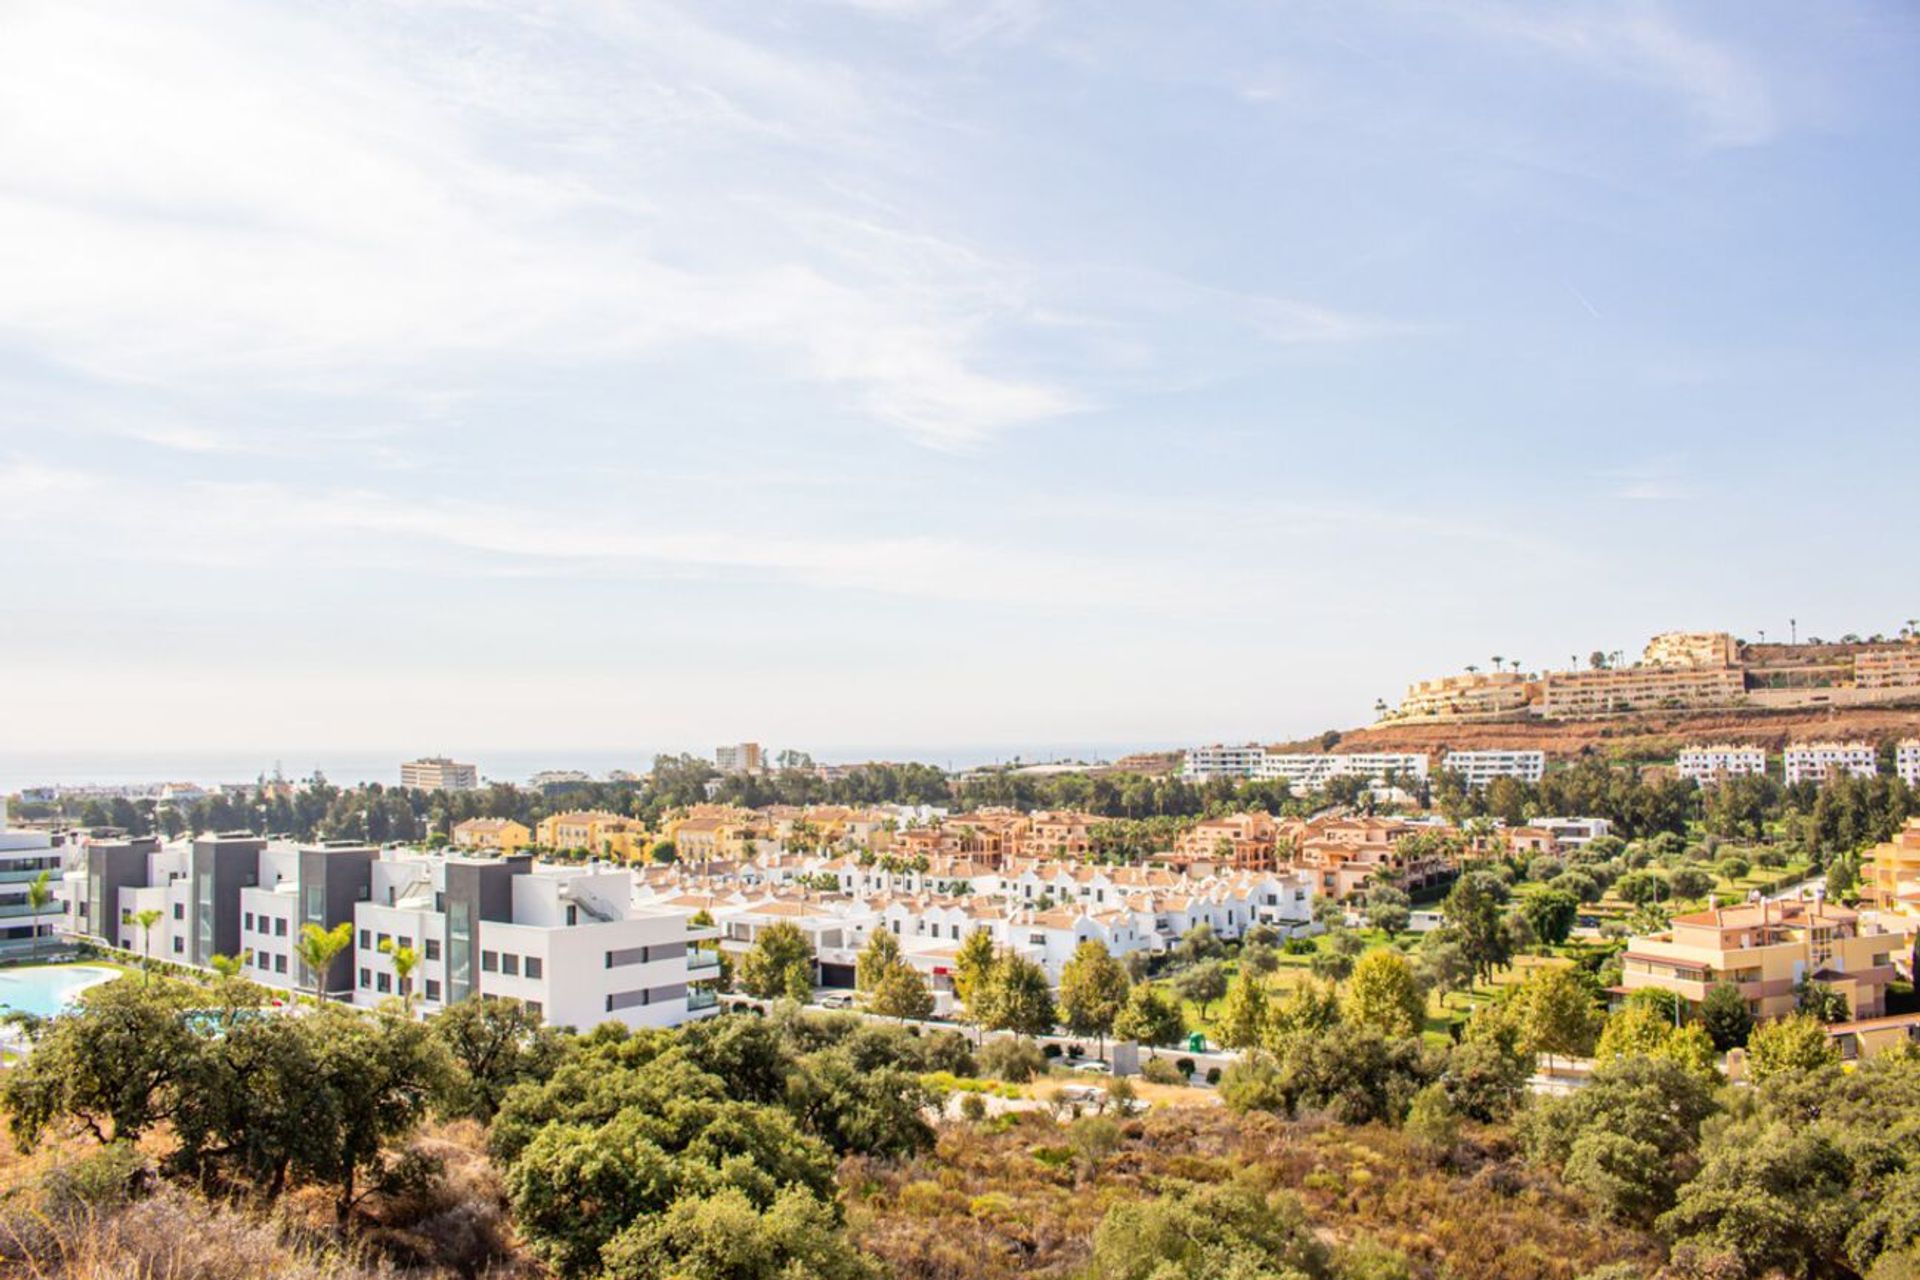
1619,897 -> 1898,1023
1899,739 -> 1920,788
1387,629 -> 1920,724
534,810 -> 646,859
1783,741 -> 1879,787
1862,819 -> 1920,928
399,757 -> 479,791
1676,744 -> 1769,783
62,834 -> 719,1029
1441,749 -> 1545,788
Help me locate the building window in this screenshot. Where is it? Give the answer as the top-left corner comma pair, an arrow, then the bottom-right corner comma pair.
424,938 -> 441,961
425,979 -> 442,1001
605,946 -> 652,968
275,955 -> 287,974
359,929 -> 371,949
173,903 -> 184,920
525,957 -> 543,979
377,933 -> 390,951
275,918 -> 288,937
502,953 -> 520,977
525,1000 -> 542,1019
397,936 -> 411,951
376,972 -> 391,994
244,911 -> 255,931
360,968 -> 371,988
481,950 -> 499,973
172,937 -> 183,953
605,989 -> 652,1011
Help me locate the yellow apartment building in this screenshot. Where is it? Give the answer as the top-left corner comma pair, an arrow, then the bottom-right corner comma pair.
1857,646 -> 1920,690
1394,671 -> 1536,720
1619,898 -> 1897,1022
535,810 -> 646,859
1864,819 -> 1920,927
1541,665 -> 1746,718
450,817 -> 531,855
1643,630 -> 1739,668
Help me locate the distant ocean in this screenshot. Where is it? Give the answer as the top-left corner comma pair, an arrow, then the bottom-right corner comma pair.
0,742 -> 1177,796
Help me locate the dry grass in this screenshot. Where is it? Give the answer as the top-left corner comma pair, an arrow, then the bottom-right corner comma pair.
846,1106 -> 1662,1280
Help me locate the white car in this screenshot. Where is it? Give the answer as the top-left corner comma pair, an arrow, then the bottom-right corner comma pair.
1072,1059 -> 1113,1074
818,992 -> 854,1009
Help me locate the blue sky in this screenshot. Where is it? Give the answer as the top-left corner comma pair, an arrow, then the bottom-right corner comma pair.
1,0 -> 1917,759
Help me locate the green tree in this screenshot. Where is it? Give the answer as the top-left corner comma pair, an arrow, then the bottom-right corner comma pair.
1518,967 -> 1601,1073
866,961 -> 934,1022
1659,1123 -> 1854,1277
1,977 -> 202,1148
293,920 -> 353,1003
1746,1012 -> 1841,1082
1342,949 -> 1425,1039
1700,983 -> 1754,1051
1114,984 -> 1186,1052
1267,978 -> 1341,1042
737,922 -> 815,1001
952,928 -> 999,1034
1216,970 -> 1271,1051
980,953 -> 1055,1037
1086,1181 -> 1330,1280
1519,888 -> 1579,948
1444,872 -> 1512,984
854,928 -> 904,993
132,908 -> 163,983
432,995 -> 571,1121
1174,961 -> 1229,1019
24,870 -> 52,961
1057,940 -> 1130,1059
599,1186 -> 881,1280
1796,978 -> 1853,1024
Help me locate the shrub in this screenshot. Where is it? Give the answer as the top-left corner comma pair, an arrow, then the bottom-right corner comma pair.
1282,937 -> 1317,955
1205,1067 -> 1221,1086
1141,1057 -> 1186,1086
978,1037 -> 1048,1084
959,1093 -> 988,1123
1175,1057 -> 1196,1077
1042,1043 -> 1063,1059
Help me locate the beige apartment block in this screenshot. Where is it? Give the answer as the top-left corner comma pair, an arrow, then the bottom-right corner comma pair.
1394,671 -> 1535,719
1643,630 -> 1739,668
1857,646 -> 1920,690
1619,898 -> 1897,1022
1541,665 -> 1745,718
451,817 -> 532,855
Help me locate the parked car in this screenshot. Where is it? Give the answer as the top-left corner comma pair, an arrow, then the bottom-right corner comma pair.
818,992 -> 854,1009
1072,1059 -> 1112,1074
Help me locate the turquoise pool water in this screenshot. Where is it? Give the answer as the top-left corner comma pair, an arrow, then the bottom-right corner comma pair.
0,966 -> 118,1018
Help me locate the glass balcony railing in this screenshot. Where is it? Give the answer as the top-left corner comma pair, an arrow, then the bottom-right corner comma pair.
687,987 -> 719,1011
687,949 -> 721,971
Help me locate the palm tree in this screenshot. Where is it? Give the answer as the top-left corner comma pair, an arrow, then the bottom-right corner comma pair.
379,938 -> 420,1013
1491,655 -> 1504,674
294,921 -> 353,1005
25,870 -> 53,962
133,908 -> 163,984
1465,664 -> 1479,675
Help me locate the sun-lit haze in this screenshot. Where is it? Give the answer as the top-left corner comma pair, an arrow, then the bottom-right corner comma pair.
3,1 -> 1917,766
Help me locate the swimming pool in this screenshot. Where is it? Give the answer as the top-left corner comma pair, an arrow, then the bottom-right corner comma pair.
0,966 -> 119,1018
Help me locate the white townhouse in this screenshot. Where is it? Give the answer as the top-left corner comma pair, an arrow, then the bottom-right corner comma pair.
1676,744 -> 1769,783
1442,749 -> 1547,788
1897,739 -> 1920,788
1784,741 -> 1880,787
1525,817 -> 1613,849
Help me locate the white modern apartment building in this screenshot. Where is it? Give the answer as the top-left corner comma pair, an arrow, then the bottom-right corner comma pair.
1184,745 -> 1430,788
1784,741 -> 1879,787
1258,752 -> 1431,790
0,810 -> 71,958
1900,740 -> 1920,788
400,757 -> 479,791
1442,749 -> 1547,788
716,742 -> 765,775
348,853 -> 719,1029
67,833 -> 718,1031
1676,744 -> 1769,783
1525,816 -> 1613,848
1182,744 -> 1269,780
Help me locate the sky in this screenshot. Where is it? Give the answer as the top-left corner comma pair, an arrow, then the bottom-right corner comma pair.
2,0 -> 1917,768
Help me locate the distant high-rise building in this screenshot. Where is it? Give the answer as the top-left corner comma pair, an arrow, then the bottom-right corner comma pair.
400,757 -> 479,791
715,742 -> 764,775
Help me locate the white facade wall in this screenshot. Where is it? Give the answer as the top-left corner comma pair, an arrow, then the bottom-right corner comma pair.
1676,746 -> 1769,782
1182,744 -> 1267,780
0,825 -> 72,955
1784,743 -> 1879,786
1899,740 -> 1920,788
1442,749 -> 1547,788
1255,752 -> 1429,789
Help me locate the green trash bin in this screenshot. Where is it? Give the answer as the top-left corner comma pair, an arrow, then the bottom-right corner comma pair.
1187,1031 -> 1206,1054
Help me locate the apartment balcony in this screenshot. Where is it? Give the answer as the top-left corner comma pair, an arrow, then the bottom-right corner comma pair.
686,986 -> 719,1012
0,866 -> 62,884
687,949 -> 722,973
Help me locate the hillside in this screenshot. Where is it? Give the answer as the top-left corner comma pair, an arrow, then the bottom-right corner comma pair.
1327,702 -> 1920,764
